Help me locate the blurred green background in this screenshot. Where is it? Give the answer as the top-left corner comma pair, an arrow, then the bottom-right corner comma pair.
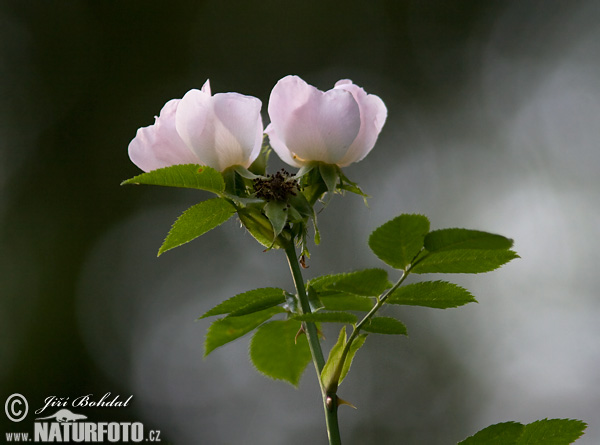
2,1 -> 599,443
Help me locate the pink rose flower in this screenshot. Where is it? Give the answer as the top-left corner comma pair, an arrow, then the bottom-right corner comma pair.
265,75 -> 387,167
128,80 -> 263,172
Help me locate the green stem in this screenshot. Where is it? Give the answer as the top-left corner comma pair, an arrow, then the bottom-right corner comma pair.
331,269 -> 410,392
283,241 -> 342,445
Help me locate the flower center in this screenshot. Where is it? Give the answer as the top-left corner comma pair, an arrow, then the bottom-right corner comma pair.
253,169 -> 298,202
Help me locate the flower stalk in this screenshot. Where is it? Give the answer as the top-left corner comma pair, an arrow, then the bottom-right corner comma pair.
283,240 -> 341,445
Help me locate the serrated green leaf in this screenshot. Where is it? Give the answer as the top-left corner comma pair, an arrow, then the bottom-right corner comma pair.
369,214 -> 430,270
321,327 -> 347,391
199,288 -> 286,319
361,317 -> 407,335
264,200 -> 289,239
425,228 -> 513,252
459,419 -> 587,445
320,293 -> 375,311
516,418 -> 587,445
411,249 -> 519,274
293,312 -> 357,324
249,320 -> 312,387
121,164 -> 225,193
204,307 -> 284,356
339,334 -> 367,384
388,281 -> 477,309
309,268 -> 392,297
158,198 -> 236,256
459,421 -> 525,444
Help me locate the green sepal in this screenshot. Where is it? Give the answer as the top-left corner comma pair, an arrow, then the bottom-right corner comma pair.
411,249 -> 519,274
369,214 -> 430,270
249,320 -> 312,387
286,203 -> 303,224
264,200 -> 289,240
299,165 -> 329,206
158,198 -> 236,256
292,312 -> 357,324
294,164 -> 316,179
221,166 -> 248,197
361,317 -> 407,335
309,268 -> 392,297
288,190 -> 313,219
459,418 -> 587,445
199,287 -> 286,319
233,165 -> 260,180
223,194 -> 265,207
121,164 -> 225,194
338,169 -> 369,204
204,307 -> 284,356
388,280 -> 477,309
319,163 -> 340,194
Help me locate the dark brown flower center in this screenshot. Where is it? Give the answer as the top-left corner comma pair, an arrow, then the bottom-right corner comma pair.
253,169 -> 298,201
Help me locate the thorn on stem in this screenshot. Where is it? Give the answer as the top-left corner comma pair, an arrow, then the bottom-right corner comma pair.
294,326 -> 306,344
337,397 -> 357,409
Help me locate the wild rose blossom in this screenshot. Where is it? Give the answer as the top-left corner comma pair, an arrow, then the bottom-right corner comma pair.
128,80 -> 263,172
265,75 -> 387,167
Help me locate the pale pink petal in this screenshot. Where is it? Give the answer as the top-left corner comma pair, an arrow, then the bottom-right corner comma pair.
334,81 -> 387,166
268,75 -> 360,166
201,79 -> 211,95
128,99 -> 199,172
176,88 -> 263,171
212,93 -> 263,169
175,88 -> 220,169
265,123 -> 302,167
